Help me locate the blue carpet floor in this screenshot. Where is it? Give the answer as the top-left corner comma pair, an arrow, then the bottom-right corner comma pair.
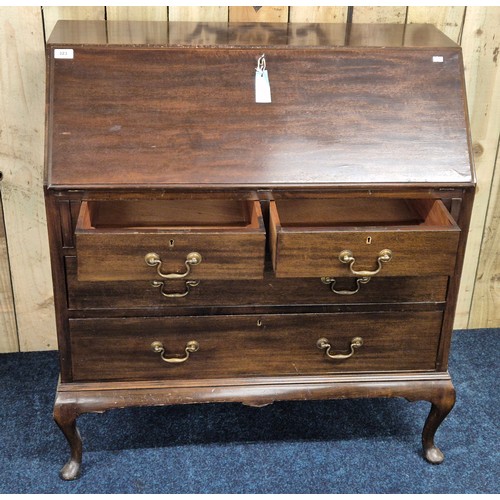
0,328 -> 498,494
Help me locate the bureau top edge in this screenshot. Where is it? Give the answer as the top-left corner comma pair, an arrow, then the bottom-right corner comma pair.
46,21 -> 459,50
43,182 -> 475,194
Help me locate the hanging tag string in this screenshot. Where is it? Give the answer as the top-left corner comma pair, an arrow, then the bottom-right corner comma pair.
256,54 -> 266,73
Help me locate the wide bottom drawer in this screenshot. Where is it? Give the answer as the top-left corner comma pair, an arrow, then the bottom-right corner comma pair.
69,312 -> 442,382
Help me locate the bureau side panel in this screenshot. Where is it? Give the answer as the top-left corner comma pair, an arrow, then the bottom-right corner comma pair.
44,190 -> 72,380
438,187 -> 475,370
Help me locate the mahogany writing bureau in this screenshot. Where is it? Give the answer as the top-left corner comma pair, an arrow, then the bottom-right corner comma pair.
44,21 -> 475,480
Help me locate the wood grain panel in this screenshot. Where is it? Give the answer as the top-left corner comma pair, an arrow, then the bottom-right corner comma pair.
455,6 -> 500,328
0,7 -> 56,351
0,197 -> 18,352
65,257 -> 449,311
46,46 -> 471,188
69,311 -> 443,382
229,6 -> 288,23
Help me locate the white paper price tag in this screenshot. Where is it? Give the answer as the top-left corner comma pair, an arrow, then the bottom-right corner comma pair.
255,69 -> 272,103
54,49 -> 74,59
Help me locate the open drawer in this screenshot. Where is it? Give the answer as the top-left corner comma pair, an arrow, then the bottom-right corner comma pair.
75,199 -> 266,281
269,198 -> 460,278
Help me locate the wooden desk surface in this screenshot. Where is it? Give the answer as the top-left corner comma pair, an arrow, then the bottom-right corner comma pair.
45,22 -> 473,189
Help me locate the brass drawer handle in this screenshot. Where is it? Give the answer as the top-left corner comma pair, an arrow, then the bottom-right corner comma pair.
339,249 -> 392,278
151,340 -> 199,364
321,276 -> 370,295
151,280 -> 199,298
317,336 -> 364,360
145,251 -> 202,279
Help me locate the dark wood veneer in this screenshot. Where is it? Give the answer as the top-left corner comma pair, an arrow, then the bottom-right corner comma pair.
69,311 -> 442,381
65,257 -> 449,310
47,46 -> 470,188
75,199 -> 265,281
270,198 -> 460,278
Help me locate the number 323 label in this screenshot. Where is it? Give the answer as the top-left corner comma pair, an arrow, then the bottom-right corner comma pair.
54,49 -> 74,59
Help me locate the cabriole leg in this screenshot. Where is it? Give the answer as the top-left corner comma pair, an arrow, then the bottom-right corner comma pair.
422,387 -> 456,464
53,401 -> 82,480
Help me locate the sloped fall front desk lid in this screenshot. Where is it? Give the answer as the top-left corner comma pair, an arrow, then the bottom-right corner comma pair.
45,21 -> 474,189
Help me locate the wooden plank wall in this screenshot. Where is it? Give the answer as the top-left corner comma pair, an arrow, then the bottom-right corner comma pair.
0,7 -> 56,352
0,6 -> 498,352
0,198 -> 17,352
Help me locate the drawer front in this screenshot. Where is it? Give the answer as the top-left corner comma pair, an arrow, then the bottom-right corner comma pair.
75,200 -> 266,281
69,312 -> 442,382
66,257 -> 449,309
270,199 -> 460,278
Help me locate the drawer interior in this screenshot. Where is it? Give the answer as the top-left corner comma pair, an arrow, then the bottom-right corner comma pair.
79,199 -> 261,230
272,198 -> 455,229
